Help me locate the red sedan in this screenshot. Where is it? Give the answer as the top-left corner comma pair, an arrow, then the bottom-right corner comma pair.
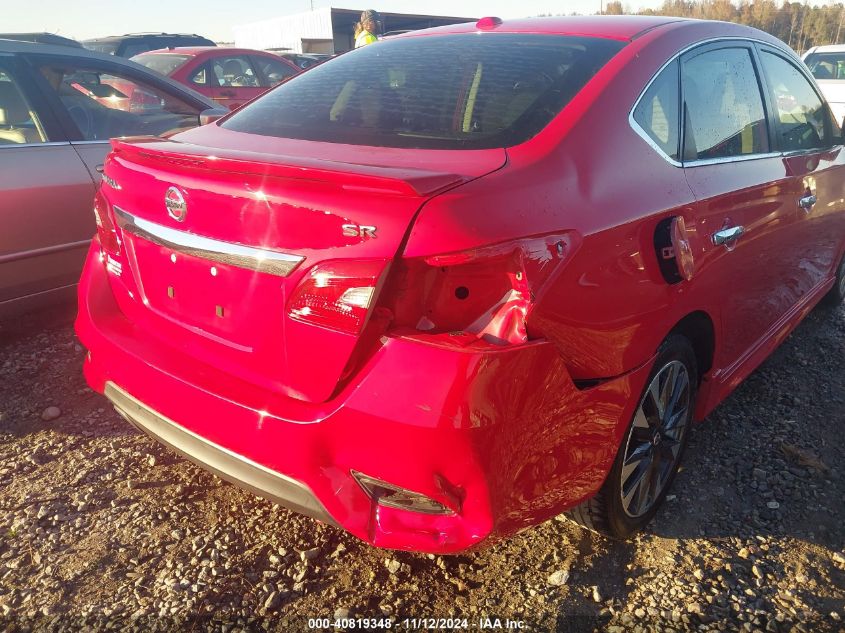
76,16 -> 845,553
131,47 -> 300,110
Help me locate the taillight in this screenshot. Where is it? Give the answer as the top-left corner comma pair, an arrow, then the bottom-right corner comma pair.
93,187 -> 121,256
288,260 -> 388,335
388,234 -> 575,346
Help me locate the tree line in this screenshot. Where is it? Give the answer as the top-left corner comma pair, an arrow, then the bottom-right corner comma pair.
601,0 -> 845,52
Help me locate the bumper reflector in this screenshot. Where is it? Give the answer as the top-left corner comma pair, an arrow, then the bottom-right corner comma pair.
351,470 -> 455,515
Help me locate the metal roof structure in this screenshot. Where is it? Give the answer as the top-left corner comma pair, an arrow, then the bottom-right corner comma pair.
233,7 -> 476,54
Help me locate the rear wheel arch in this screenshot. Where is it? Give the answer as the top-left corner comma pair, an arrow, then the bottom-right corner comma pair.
566,332 -> 699,538
666,310 -> 715,381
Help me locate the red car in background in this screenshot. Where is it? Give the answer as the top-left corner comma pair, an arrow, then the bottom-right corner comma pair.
77,16 -> 845,553
132,47 -> 300,110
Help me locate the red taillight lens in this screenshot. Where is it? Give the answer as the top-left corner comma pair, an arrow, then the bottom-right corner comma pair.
288,260 -> 388,335
388,234 -> 575,346
93,187 -> 121,255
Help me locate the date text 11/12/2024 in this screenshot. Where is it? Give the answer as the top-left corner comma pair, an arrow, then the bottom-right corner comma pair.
308,618 -> 526,629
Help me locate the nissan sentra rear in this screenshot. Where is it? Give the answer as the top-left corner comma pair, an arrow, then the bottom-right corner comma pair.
77,17 -> 843,552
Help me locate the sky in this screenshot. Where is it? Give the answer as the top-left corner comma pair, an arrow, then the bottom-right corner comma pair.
6,0 -> 668,43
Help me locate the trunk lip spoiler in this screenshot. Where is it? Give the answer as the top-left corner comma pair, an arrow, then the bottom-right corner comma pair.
110,137 -> 474,197
113,206 -> 304,278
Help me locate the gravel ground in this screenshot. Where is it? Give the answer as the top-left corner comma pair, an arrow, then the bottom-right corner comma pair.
0,302 -> 843,632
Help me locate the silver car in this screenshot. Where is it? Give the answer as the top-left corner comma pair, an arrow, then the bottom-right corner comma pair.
803,44 -> 845,126
0,39 -> 225,317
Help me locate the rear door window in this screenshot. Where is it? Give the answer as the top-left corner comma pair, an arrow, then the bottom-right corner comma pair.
681,47 -> 769,161
760,50 -> 834,152
633,59 -> 680,161
222,34 -> 625,149
36,62 -> 202,141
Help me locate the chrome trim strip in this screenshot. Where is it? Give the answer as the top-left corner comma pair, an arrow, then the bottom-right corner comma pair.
683,152 -> 781,168
112,206 -> 303,277
629,112 -> 683,167
104,382 -> 338,527
0,238 -> 91,264
0,141 -> 71,149
628,36 -> 792,168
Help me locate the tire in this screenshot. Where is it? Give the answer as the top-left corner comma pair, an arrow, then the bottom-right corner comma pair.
566,334 -> 698,539
823,252 -> 845,307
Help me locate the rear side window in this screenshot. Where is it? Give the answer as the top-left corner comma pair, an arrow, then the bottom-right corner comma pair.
190,64 -> 208,86
760,51 -> 832,152
633,60 -> 680,160
222,34 -> 625,149
682,48 -> 768,161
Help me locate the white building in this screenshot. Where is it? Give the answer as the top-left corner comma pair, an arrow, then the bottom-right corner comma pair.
233,7 -> 475,54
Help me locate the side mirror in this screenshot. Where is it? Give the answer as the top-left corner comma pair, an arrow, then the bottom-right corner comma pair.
199,107 -> 229,126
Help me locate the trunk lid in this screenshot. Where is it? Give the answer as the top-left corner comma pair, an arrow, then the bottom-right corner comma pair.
100,130 -> 505,402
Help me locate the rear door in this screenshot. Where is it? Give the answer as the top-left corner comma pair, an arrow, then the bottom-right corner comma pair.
756,45 -> 845,298
208,54 -> 264,110
679,42 -> 798,374
0,55 -> 95,309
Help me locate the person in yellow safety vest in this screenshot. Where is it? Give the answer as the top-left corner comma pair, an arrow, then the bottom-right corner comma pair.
354,9 -> 382,48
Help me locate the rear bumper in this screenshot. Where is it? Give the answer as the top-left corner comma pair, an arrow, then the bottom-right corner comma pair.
76,241 -> 653,553
105,382 -> 337,527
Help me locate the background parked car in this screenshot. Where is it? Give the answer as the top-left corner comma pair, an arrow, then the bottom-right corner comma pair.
0,39 -> 226,318
132,47 -> 300,110
82,32 -> 215,57
0,32 -> 82,48
803,44 -> 845,126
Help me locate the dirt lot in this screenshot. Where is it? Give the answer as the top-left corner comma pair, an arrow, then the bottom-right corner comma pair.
0,302 -> 843,632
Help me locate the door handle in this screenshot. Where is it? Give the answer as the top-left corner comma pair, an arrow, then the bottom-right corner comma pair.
798,194 -> 817,211
712,225 -> 745,246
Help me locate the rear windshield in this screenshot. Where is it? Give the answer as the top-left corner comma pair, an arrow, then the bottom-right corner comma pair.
804,52 -> 845,80
221,34 -> 625,149
132,53 -> 191,76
